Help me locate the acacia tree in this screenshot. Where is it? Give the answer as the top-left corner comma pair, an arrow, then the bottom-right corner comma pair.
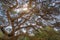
0,0 -> 60,40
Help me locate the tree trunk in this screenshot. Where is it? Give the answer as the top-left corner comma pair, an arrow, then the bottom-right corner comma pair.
9,36 -> 18,40
2,36 -> 18,40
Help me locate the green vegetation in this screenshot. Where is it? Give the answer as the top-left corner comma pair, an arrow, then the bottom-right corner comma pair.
17,27 -> 60,40
0,32 -> 3,37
